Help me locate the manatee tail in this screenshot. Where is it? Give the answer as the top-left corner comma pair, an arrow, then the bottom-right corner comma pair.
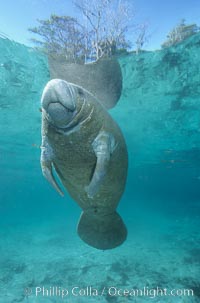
77,210 -> 127,250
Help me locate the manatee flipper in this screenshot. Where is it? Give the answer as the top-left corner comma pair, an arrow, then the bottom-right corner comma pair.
40,130 -> 64,197
85,131 -> 116,198
77,210 -> 127,250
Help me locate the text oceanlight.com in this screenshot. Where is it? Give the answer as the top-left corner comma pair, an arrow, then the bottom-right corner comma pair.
24,286 -> 194,299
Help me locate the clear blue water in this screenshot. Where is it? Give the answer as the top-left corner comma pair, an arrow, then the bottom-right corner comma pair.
0,35 -> 200,303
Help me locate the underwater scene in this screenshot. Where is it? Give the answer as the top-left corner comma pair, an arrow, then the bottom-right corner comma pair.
1,3 -> 200,303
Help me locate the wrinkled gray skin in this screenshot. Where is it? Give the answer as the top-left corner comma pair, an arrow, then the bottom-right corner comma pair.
40,79 -> 128,250
48,57 -> 122,109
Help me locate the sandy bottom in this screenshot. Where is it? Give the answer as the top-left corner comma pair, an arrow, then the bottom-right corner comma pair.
0,201 -> 200,303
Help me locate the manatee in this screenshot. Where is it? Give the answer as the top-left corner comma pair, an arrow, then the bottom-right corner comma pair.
48,57 -> 122,109
40,79 -> 128,250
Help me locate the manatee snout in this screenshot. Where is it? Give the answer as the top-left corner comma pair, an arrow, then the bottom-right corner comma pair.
41,79 -> 77,127
47,102 -> 75,128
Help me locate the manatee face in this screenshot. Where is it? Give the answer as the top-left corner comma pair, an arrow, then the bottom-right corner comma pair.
41,79 -> 78,128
